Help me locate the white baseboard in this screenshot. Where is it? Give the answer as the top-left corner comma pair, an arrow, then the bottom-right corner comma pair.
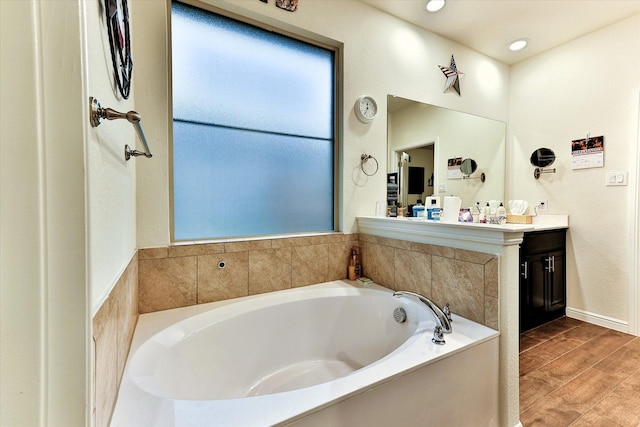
566,307 -> 630,334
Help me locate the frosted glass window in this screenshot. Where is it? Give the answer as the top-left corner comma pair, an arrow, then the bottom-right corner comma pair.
171,2 -> 335,240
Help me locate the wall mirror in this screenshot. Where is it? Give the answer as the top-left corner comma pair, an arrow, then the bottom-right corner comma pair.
530,148 -> 557,179
530,148 -> 556,167
387,95 -> 506,211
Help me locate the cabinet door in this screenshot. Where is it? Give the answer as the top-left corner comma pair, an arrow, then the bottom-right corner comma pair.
527,253 -> 547,315
546,250 -> 566,312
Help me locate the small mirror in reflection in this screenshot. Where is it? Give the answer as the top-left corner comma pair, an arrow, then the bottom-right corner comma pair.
460,158 -> 478,176
530,148 -> 556,167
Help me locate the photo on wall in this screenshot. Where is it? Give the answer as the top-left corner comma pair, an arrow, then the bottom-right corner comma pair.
446,157 -> 463,179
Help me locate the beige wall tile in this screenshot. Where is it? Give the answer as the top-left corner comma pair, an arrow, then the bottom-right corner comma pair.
138,256 -> 197,313
485,295 -> 499,330
455,248 -> 495,264
292,244 -> 329,287
432,256 -> 485,324
377,236 -> 412,250
410,241 -> 455,258
168,243 -> 224,257
358,233 -> 378,244
93,298 -> 117,427
273,236 -> 317,248
395,249 -> 432,295
198,252 -> 249,303
138,247 -> 168,259
113,255 -> 138,387
485,257 -> 499,298
363,243 -> 395,288
225,239 -> 271,253
327,241 -> 353,281
249,248 -> 292,294
93,253 -> 139,427
135,234 -> 498,330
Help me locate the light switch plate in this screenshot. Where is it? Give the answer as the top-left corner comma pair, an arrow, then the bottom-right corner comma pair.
606,171 -> 628,186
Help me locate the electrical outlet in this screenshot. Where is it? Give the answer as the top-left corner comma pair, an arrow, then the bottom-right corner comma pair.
537,199 -> 548,212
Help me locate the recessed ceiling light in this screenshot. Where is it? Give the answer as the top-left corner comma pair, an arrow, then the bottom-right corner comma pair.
508,38 -> 528,52
425,0 -> 446,13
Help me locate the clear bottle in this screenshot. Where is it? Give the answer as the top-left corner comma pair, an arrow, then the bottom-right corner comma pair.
348,246 -> 361,280
496,202 -> 507,225
472,202 -> 481,223
484,202 -> 494,223
479,204 -> 487,223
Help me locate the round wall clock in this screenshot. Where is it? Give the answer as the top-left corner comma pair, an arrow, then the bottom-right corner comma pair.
354,95 -> 378,123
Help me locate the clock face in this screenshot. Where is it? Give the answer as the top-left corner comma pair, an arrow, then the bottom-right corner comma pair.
355,96 -> 377,123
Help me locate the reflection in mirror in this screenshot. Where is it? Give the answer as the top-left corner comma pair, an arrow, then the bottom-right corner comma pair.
530,148 -> 556,167
387,95 -> 505,212
461,158 -> 486,183
460,158 -> 477,175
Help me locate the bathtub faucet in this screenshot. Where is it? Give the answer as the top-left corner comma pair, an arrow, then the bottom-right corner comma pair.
393,291 -> 452,334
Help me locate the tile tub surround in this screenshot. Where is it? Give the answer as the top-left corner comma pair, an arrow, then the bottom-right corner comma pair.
359,233 -> 499,330
137,233 -> 497,330
138,234 -> 359,313
92,253 -> 138,427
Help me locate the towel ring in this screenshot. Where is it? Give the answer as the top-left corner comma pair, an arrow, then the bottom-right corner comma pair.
360,154 -> 379,176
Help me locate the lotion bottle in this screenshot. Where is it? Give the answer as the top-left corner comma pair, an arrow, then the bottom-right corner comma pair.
496,202 -> 507,225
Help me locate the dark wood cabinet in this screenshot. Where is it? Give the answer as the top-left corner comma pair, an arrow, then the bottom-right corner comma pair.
519,229 -> 567,333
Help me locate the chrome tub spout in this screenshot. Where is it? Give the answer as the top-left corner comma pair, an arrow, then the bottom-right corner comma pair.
393,291 -> 452,334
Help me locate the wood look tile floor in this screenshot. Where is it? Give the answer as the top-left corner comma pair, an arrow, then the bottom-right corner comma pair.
520,317 -> 640,426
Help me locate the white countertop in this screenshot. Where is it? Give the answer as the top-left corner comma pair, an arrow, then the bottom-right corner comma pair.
357,214 -> 568,254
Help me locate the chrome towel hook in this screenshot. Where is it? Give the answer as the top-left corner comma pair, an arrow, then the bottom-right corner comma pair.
89,96 -> 153,161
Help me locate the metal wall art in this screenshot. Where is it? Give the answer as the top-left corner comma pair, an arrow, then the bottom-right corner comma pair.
438,55 -> 464,96
276,0 -> 298,11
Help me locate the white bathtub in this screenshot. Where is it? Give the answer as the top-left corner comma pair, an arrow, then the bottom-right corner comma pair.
110,280 -> 499,426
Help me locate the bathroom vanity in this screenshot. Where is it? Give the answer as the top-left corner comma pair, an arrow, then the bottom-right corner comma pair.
519,228 -> 567,333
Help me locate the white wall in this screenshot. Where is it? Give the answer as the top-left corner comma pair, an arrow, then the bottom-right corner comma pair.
508,14 -> 640,330
85,0 -> 138,315
133,0 -> 510,248
1,0 -> 90,424
1,3 -> 45,424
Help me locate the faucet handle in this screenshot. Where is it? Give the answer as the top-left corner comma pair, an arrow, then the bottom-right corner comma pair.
432,326 -> 445,345
443,304 -> 452,322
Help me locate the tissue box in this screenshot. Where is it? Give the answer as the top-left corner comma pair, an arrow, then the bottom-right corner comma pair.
506,214 -> 532,224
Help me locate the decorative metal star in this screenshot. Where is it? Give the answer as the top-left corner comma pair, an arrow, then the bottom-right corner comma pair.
438,55 -> 464,96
